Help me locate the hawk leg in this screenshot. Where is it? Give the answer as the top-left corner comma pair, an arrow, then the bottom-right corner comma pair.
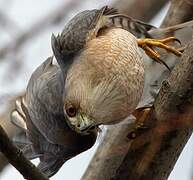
127,107 -> 151,139
137,37 -> 182,70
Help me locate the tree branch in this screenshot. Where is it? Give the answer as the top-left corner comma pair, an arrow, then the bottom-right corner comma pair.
0,96 -> 22,172
113,0 -> 168,22
0,0 -> 83,60
0,125 -> 49,180
161,0 -> 193,27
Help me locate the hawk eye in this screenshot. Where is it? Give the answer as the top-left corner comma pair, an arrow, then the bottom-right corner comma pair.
66,104 -> 76,117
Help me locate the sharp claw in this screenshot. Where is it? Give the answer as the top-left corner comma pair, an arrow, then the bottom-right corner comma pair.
153,57 -> 171,72
127,122 -> 149,140
160,37 -> 182,46
173,38 -> 181,46
178,46 -> 185,53
141,44 -> 171,71
137,37 -> 182,71
128,107 -> 152,140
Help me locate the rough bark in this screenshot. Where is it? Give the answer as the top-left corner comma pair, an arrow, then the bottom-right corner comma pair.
0,0 -> 83,60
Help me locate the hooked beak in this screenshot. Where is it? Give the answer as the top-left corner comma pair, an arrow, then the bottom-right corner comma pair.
67,111 -> 96,135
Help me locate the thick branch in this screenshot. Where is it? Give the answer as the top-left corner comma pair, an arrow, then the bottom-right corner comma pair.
0,11 -> 21,35
82,120 -> 132,180
0,0 -> 82,60
0,125 -> 48,180
161,0 -> 193,27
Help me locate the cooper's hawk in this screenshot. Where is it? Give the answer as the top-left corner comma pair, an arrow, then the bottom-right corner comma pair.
51,6 -> 182,134
11,6 -> 187,176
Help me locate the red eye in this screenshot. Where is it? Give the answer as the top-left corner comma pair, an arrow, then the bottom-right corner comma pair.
65,104 -> 76,117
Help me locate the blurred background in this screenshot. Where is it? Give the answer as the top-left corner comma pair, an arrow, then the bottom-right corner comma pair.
0,0 -> 192,179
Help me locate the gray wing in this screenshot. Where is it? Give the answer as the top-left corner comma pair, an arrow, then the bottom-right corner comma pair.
11,62 -> 97,177
51,6 -> 155,70
52,6 -> 107,54
26,56 -> 70,146
25,56 -> 97,149
11,94 -> 43,159
11,57 -> 70,147
51,6 -> 108,69
11,100 -> 71,177
11,95 -> 27,131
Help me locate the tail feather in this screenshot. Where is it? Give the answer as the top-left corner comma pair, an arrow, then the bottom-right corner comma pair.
12,131 -> 31,146
102,6 -> 154,38
22,144 -> 43,160
103,6 -> 118,15
12,128 -> 43,161
104,14 -> 155,38
11,110 -> 27,131
38,154 -> 66,177
11,95 -> 27,131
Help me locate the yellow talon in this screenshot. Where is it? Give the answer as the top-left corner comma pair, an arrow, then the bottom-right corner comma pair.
127,107 -> 151,139
137,37 -> 182,71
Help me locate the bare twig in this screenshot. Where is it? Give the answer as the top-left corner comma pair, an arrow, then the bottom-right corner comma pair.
0,11 -> 21,35
0,0 -> 82,60
0,94 -> 24,172
113,0 -> 168,22
0,125 -> 48,180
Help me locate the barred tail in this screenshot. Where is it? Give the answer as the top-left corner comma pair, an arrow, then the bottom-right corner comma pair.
105,14 -> 155,38
11,95 -> 42,160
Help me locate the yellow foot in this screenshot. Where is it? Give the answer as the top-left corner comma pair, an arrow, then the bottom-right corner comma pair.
127,107 -> 151,139
137,37 -> 182,71
127,123 -> 147,139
